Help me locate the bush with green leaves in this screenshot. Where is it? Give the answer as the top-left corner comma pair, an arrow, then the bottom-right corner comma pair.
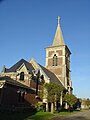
34,102 -> 44,112
63,93 -> 77,111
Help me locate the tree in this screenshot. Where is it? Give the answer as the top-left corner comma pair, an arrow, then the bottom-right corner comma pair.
85,99 -> 90,107
44,82 -> 64,113
63,93 -> 77,111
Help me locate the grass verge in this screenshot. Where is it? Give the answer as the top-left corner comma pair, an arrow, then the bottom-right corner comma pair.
0,111 -> 54,120
27,112 -> 54,120
0,110 -> 81,120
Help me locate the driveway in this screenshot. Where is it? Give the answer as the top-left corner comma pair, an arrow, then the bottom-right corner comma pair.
51,110 -> 90,120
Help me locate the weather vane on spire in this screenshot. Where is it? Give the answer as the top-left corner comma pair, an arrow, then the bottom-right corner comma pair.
58,16 -> 60,24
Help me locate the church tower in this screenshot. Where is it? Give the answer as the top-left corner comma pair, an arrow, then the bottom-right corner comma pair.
46,17 -> 72,93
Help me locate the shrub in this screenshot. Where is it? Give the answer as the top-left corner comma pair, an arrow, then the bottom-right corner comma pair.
34,102 -> 44,112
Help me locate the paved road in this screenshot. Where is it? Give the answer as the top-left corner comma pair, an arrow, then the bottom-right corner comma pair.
51,110 -> 90,120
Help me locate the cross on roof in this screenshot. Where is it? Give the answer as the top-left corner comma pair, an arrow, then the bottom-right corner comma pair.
58,16 -> 60,24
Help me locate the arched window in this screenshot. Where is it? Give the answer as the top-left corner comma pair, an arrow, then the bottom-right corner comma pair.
53,54 -> 58,66
20,72 -> 24,80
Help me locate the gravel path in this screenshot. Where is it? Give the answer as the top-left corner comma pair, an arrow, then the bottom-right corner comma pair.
50,110 -> 90,120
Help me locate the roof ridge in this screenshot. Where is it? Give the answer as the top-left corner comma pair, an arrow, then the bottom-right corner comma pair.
5,59 -> 34,72
39,64 -> 65,87
53,73 -> 66,88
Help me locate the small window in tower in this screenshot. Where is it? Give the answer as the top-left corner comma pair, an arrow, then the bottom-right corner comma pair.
53,54 -> 58,66
20,72 -> 24,80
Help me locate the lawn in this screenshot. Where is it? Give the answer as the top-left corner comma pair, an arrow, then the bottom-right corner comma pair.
27,112 -> 54,120
0,111 -> 54,120
0,110 -> 81,120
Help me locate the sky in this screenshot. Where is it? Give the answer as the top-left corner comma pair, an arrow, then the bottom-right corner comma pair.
0,0 -> 90,99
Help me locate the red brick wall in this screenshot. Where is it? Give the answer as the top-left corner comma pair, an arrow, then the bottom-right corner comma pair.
48,50 -> 62,57
56,50 -> 62,56
24,93 -> 39,105
1,84 -> 18,107
48,51 -> 54,57
58,58 -> 62,65
48,59 -> 53,66
49,68 -> 62,75
0,83 -> 42,108
30,80 -> 36,89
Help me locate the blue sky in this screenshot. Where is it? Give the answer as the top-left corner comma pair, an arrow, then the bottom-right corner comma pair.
0,0 -> 90,99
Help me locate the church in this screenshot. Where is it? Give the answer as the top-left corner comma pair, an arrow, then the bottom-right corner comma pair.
0,17 -> 73,111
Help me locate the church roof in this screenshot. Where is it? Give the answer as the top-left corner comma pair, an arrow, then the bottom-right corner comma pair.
3,58 -> 65,89
30,58 -> 64,88
38,64 -> 64,88
5,59 -> 34,73
52,16 -> 65,46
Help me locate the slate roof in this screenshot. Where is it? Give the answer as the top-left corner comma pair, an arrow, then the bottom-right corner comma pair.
0,76 -> 35,93
5,59 -> 34,73
39,64 -> 64,88
3,58 -> 64,89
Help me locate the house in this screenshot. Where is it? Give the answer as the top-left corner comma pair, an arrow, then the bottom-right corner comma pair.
0,76 -> 36,108
0,59 -> 41,109
0,16 -> 73,111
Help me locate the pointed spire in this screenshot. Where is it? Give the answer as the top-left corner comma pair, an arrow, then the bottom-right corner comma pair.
52,16 -> 65,46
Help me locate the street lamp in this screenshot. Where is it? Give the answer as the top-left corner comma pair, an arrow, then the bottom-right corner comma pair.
32,69 -> 44,98
36,69 -> 40,96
